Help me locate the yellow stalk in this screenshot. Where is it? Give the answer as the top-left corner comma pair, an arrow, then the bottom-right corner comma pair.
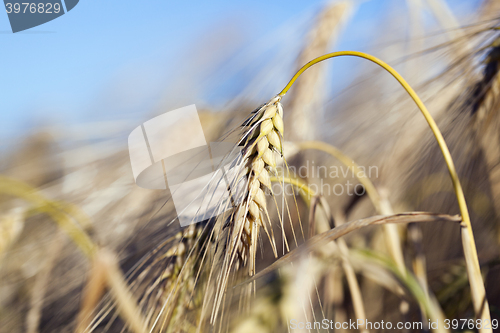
0,175 -> 96,257
295,141 -> 406,276
270,175 -> 369,333
279,51 -> 490,328
296,141 -> 383,213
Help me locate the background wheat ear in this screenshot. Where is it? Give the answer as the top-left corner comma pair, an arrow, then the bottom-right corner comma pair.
0,208 -> 24,259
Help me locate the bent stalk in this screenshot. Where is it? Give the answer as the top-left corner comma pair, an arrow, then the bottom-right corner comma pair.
278,51 -> 490,329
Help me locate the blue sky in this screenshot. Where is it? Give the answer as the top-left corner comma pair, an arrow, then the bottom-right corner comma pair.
0,0 -> 481,149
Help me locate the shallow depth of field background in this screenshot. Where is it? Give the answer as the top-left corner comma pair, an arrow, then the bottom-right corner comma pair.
0,0 -> 480,149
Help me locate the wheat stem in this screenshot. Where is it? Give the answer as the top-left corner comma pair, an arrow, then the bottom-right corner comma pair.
0,176 -> 149,333
353,249 -> 448,333
295,141 -> 406,278
239,213 -> 461,285
278,51 -> 490,327
270,175 -> 369,333
287,0 -> 354,141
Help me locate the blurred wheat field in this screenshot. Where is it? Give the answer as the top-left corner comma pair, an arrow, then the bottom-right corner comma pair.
1,1 -> 500,332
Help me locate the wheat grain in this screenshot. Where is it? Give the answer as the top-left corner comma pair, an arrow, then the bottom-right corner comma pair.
0,207 -> 24,259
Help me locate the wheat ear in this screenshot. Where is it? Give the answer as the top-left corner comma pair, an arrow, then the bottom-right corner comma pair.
203,96 -> 285,324
288,0 -> 353,141
236,95 -> 284,275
